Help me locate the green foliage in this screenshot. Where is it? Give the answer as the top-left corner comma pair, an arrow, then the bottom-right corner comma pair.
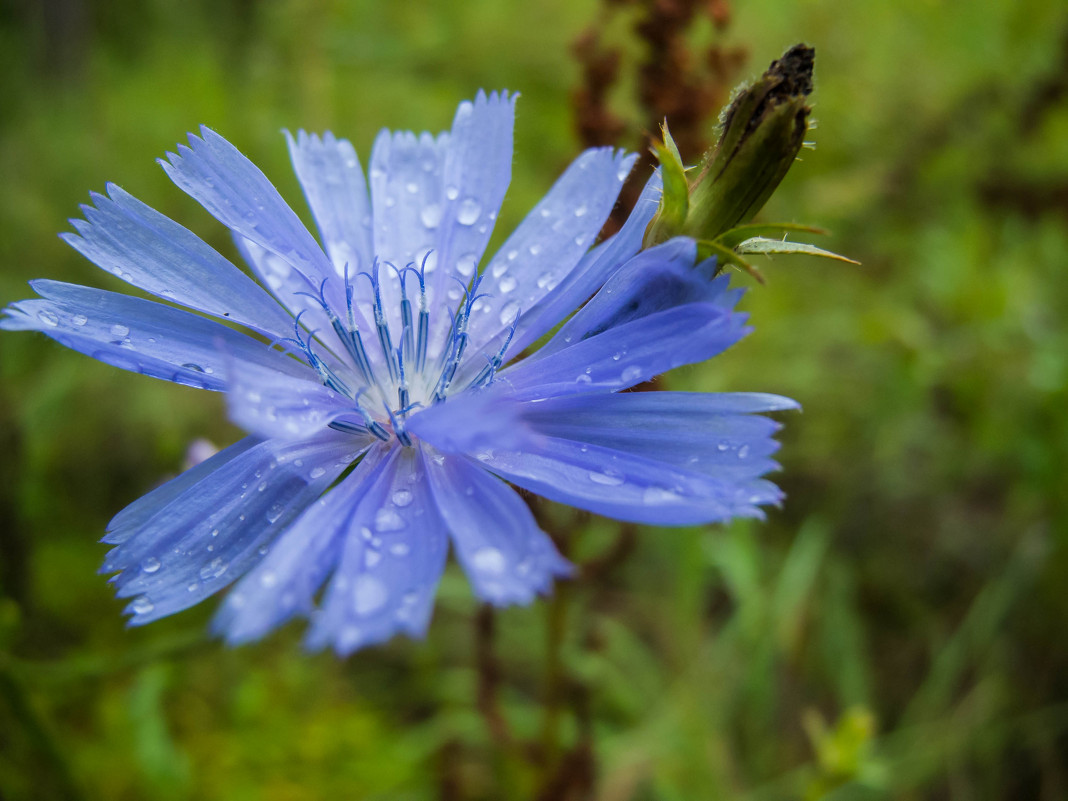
1,0 -> 1067,799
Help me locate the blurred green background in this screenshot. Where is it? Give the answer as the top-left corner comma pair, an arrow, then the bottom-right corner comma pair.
1,0 -> 1067,799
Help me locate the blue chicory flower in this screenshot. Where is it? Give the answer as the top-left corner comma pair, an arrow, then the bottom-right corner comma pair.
1,91 -> 797,655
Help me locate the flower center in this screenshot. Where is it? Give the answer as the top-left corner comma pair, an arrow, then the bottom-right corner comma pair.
285,255 -> 517,447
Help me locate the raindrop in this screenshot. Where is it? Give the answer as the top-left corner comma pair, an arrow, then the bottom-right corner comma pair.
620,366 -> 643,383
738,445 -> 750,459
405,181 -> 419,194
456,253 -> 478,277
374,508 -> 405,532
260,571 -> 278,588
491,261 -> 508,278
140,557 -> 161,574
110,324 -> 130,338
457,198 -> 482,225
536,271 -> 556,289
420,203 -> 443,228
131,596 -> 154,615
390,543 -> 410,557
266,504 -> 285,523
392,489 -> 413,507
575,374 -> 593,384
37,310 -> 60,327
498,301 -> 520,325
257,544 -> 270,556
187,582 -> 198,593
529,243 -> 542,256
199,558 -> 227,581
210,529 -> 219,537
353,575 -> 388,615
445,185 -> 460,200
471,547 -> 506,574
310,466 -> 326,479
258,481 -> 268,492
588,470 -> 624,486
365,550 -> 382,568
72,314 -> 88,326
182,363 -> 206,373
498,275 -> 517,293
574,204 -> 588,217
716,441 -> 730,452
642,487 -> 681,505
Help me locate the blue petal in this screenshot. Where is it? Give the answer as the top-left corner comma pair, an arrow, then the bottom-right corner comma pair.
424,451 -> 573,605
464,147 -> 635,354
286,130 -> 375,282
160,127 -> 346,315
499,302 -> 749,401
517,391 -> 798,481
212,444 -> 393,645
476,436 -> 779,526
104,437 -> 259,545
503,170 -> 663,358
225,357 -> 368,441
107,432 -> 366,626
305,446 -> 449,655
0,280 -> 313,390
61,185 -> 294,339
541,238 -> 737,357
422,90 -> 517,355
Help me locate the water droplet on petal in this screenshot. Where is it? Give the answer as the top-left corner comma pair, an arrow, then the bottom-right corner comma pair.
445,185 -> 460,201
37,310 -> 60,327
620,365 -> 643,383
258,544 -> 270,556
498,301 -> 520,325
390,543 -> 410,557
498,275 -> 517,293
574,204 -> 588,217
588,470 -> 624,486
72,314 -> 88,326
420,203 -> 443,228
374,508 -> 405,532
392,489 -> 413,507
471,547 -> 506,574
110,324 -> 130,338
738,445 -> 750,459
131,596 -> 154,614
575,374 -> 593,384
353,575 -> 388,615
456,252 -> 478,277
642,487 -> 681,505
529,243 -> 542,256
260,570 -> 278,588
310,466 -> 326,479
457,197 -> 481,225
364,550 -> 382,568
140,557 -> 161,574
405,181 -> 419,194
716,441 -> 730,452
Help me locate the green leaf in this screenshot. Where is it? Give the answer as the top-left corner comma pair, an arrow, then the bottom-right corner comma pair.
643,122 -> 690,247
735,236 -> 860,264
716,222 -> 829,250
696,239 -> 766,284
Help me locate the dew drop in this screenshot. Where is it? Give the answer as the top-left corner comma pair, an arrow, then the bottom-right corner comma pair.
738,445 -> 750,459
390,543 -> 410,557
491,261 -> 509,278
588,470 -> 624,486
199,558 -> 227,581
72,314 -> 88,326
257,544 -> 270,556
642,487 -> 681,505
420,203 -> 443,228
260,571 -> 278,588
529,243 -> 542,256
187,582 -> 198,593
498,301 -> 520,325
620,365 -> 643,383
364,549 -> 382,568
257,481 -> 268,492
140,557 -> 161,574
471,547 -> 506,574
353,575 -> 388,615
266,503 -> 285,523
310,466 -> 326,479
405,181 -> 419,194
536,271 -> 556,289
574,204 -> 588,217
716,441 -> 730,452
36,310 -> 60,327
445,185 -> 460,201
392,489 -> 413,507
456,252 -> 478,277
374,508 -> 405,532
131,596 -> 154,615
575,373 -> 593,384
457,197 -> 481,225
498,275 -> 517,293
110,324 -> 130,338
210,528 -> 219,537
